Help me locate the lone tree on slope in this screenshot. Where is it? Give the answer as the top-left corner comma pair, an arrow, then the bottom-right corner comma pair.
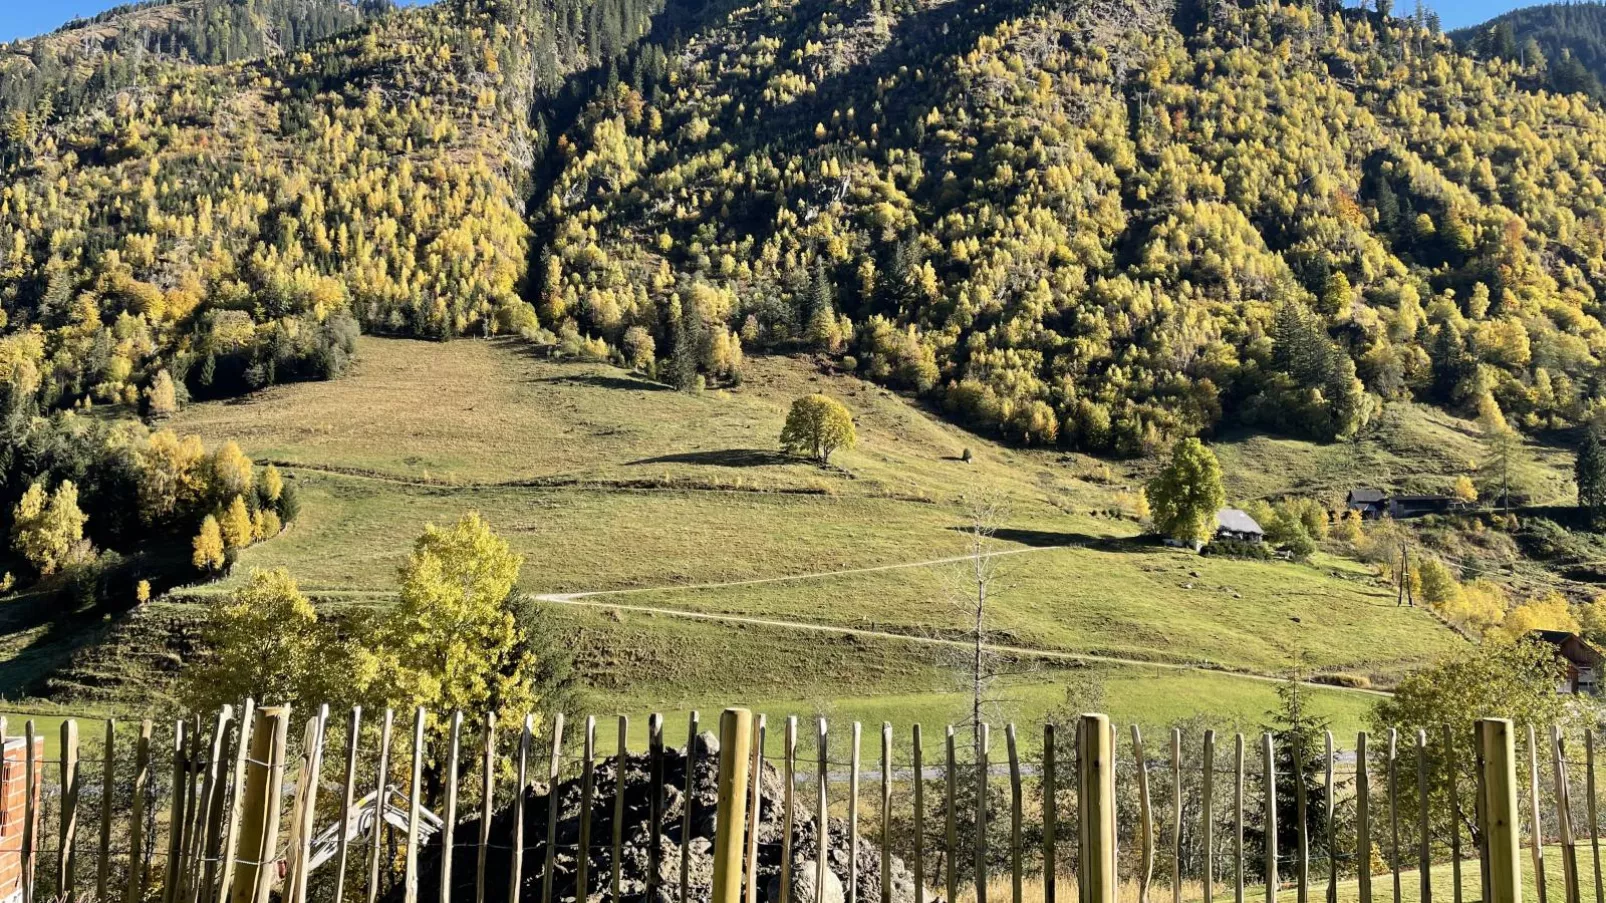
1145,437 -> 1226,546
780,394 -> 857,466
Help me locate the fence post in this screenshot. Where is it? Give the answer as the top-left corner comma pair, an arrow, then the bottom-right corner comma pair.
59,720 -> 79,903
334,707 -> 363,903
1552,726 -> 1579,903
1478,719 -> 1522,903
127,720 -> 153,903
404,708 -> 427,903
231,706 -> 289,903
1204,730 -> 1216,903
1079,714 -> 1116,903
1043,723 -> 1056,903
1263,733 -> 1277,903
1132,725 -> 1153,903
98,718 -> 115,903
712,708 -> 754,903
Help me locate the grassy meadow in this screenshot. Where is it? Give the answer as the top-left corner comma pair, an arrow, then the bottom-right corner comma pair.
9,336 -> 1489,724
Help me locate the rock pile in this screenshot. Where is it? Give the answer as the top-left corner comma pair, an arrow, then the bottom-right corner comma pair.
406,732 -> 930,903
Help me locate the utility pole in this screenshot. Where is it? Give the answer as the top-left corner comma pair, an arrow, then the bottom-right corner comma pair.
1397,545 -> 1411,606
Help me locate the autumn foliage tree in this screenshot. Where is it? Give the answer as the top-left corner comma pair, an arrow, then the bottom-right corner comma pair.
1145,439 -> 1227,546
780,394 -> 858,466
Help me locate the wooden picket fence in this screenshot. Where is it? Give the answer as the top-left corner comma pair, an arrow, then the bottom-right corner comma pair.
0,706 -> 1583,903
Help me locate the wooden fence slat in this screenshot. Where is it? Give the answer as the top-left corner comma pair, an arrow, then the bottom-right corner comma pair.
1264,733 -> 1277,903
649,714 -> 664,903
914,724 -> 926,903
294,708 -> 331,903
161,720 -> 186,903
1172,728 -> 1183,903
745,715 -> 765,903
542,714 -> 567,903
849,722 -> 863,903
1007,724 -> 1022,903
1416,730 -> 1432,903
1356,731 -> 1371,903
1133,726 -> 1154,903
310,707 -> 331,892
21,720 -> 34,903
59,720 -> 79,903
477,714 -> 496,903
511,714 -> 532,903
1587,731 -> 1602,903
126,719 -> 153,903
1044,723 -> 1056,903
882,723 -> 895,903
367,709 -> 396,903
404,708 -> 428,903
334,707 -> 363,903
975,723 -> 989,903
683,711 -> 699,903
1204,730 -> 1216,903
190,707 -> 234,903
945,725 -> 956,903
822,718 -> 834,903
1532,724 -> 1549,903
1295,732 -> 1308,903
1556,725 -> 1581,903
217,699 -> 257,903
1443,725 -> 1462,903
578,716 -> 596,903
612,716 -> 627,903
182,716 -> 207,903
1235,734 -> 1245,903
1475,726 -> 1491,903
1325,732 -> 1336,903
442,712 -> 463,903
781,717 -> 797,903
97,717 -> 115,903
1388,728 -> 1401,903
281,716 -> 316,903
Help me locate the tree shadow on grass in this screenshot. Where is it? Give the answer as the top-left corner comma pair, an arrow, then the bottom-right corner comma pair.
947,526 -> 1154,553
530,373 -> 672,392
629,449 -> 794,468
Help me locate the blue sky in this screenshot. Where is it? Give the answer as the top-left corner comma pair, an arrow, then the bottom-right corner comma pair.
0,0 -> 436,44
0,0 -> 1560,46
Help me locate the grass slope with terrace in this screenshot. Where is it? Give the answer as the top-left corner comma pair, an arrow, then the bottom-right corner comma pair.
43,337 -> 1467,722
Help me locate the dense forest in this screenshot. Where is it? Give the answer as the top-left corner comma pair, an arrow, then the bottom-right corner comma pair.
7,0 -> 1606,562
1452,2 -> 1606,99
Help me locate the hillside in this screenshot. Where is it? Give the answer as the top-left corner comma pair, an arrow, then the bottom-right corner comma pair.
32,336 -> 1466,730
1452,2 -> 1606,98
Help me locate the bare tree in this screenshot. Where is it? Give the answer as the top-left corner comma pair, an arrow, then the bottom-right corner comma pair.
950,495 -> 1014,752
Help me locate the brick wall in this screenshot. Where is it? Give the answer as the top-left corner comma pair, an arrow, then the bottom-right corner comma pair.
0,734 -> 44,903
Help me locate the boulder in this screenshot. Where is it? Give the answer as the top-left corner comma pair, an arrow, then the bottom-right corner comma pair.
767,862 -> 846,903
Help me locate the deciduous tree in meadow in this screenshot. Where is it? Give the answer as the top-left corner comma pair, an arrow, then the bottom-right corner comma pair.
1145,438 -> 1225,546
780,394 -> 857,466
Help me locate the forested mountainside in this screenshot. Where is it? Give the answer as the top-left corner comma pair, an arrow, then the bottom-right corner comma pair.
0,0 -> 665,564
10,0 -> 1606,477
1452,2 -> 1606,99
538,0 -> 1606,455
0,0 -> 383,167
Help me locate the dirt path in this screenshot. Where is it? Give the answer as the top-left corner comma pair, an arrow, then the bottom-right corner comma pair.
530,544 -> 1076,601
527,595 -> 1389,697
